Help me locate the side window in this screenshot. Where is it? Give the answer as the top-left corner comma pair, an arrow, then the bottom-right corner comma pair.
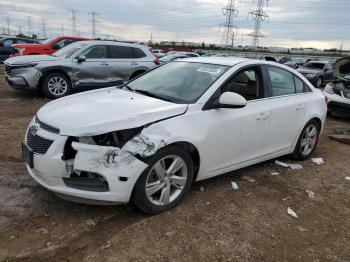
267,66 -> 295,96
222,67 -> 262,101
82,45 -> 107,59
55,39 -> 75,49
17,40 -> 28,44
325,63 -> 332,71
3,39 -> 13,48
108,46 -> 134,58
133,48 -> 147,58
294,76 -> 305,93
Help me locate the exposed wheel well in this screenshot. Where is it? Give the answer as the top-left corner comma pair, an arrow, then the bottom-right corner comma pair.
38,70 -> 71,90
129,70 -> 147,80
309,117 -> 322,130
169,141 -> 200,182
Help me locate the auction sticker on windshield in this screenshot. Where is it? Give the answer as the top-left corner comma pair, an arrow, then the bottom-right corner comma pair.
196,67 -> 223,75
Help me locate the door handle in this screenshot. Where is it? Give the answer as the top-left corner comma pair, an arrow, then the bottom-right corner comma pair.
296,104 -> 305,111
257,113 -> 270,121
130,62 -> 138,66
101,62 -> 109,66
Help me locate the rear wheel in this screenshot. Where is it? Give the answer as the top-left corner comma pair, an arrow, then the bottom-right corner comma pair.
41,72 -> 71,99
292,120 -> 320,160
132,145 -> 193,214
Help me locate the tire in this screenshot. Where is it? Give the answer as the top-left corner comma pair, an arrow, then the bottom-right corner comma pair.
41,72 -> 72,99
292,120 -> 320,160
315,77 -> 323,88
132,145 -> 194,214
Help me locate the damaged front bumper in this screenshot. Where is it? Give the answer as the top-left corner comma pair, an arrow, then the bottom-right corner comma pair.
24,124 -> 151,204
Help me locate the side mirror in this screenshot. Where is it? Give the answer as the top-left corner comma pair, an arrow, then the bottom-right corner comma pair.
76,55 -> 86,63
212,92 -> 247,109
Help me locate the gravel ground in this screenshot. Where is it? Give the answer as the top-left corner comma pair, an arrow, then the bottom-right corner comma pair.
0,64 -> 350,262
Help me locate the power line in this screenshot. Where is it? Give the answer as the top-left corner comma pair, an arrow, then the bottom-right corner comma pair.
221,0 -> 239,48
6,17 -> 10,35
248,0 -> 269,49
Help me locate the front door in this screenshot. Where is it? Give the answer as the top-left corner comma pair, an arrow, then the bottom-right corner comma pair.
74,45 -> 112,87
199,66 -> 272,177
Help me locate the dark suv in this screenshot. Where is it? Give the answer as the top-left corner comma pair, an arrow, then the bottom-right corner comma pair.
297,61 -> 334,88
0,37 -> 38,61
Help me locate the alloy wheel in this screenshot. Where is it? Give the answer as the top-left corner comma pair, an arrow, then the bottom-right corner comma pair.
300,124 -> 318,155
145,155 -> 188,206
48,76 -> 68,96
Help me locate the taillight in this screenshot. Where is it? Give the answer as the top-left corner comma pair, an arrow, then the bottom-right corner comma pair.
154,57 -> 160,65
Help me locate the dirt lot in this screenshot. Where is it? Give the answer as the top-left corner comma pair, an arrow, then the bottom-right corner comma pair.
0,64 -> 349,262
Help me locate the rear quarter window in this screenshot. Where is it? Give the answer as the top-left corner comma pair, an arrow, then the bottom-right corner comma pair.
133,48 -> 147,58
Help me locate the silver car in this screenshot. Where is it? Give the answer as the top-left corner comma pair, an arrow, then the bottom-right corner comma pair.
4,41 -> 159,98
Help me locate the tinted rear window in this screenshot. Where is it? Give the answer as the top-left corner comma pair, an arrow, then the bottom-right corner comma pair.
108,46 -> 134,58
133,48 -> 147,58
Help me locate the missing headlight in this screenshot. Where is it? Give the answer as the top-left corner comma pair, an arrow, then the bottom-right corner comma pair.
92,127 -> 143,148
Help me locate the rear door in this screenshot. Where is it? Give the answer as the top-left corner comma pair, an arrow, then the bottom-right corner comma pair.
264,66 -> 307,153
107,45 -> 146,82
323,63 -> 334,82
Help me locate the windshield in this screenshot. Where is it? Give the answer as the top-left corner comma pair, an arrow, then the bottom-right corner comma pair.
160,54 -> 185,62
126,62 -> 229,104
303,62 -> 325,70
52,42 -> 90,58
40,37 -> 56,45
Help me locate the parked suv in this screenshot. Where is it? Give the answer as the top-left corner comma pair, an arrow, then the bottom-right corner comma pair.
0,37 -> 38,61
11,36 -> 92,56
297,61 -> 334,88
4,41 -> 159,98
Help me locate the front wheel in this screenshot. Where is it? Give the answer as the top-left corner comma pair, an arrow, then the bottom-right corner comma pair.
132,146 -> 194,214
41,72 -> 72,99
292,120 -> 320,160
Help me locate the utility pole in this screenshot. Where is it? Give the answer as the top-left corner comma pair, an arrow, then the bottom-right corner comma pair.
88,12 -> 99,38
70,9 -> 79,36
27,16 -> 32,37
61,24 -> 65,35
6,17 -> 10,35
18,25 -> 22,35
248,0 -> 269,50
42,18 -> 47,39
221,0 -> 239,49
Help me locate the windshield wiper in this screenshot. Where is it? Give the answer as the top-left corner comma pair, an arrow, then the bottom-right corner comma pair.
134,89 -> 173,102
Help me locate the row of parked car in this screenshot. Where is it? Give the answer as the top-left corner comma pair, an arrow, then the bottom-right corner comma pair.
2,36 -> 350,116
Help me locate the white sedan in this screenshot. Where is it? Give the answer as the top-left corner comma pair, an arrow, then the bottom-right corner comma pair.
23,57 -> 327,214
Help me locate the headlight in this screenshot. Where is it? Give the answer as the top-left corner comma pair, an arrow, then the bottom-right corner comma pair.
306,73 -> 316,78
324,85 -> 334,94
21,62 -> 38,68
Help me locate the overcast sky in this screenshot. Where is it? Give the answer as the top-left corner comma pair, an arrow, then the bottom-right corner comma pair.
0,0 -> 349,49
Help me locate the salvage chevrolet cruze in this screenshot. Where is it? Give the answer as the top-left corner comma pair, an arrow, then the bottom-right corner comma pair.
23,57 -> 327,214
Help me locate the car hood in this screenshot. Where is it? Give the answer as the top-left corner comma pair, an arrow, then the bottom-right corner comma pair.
296,68 -> 321,74
4,55 -> 62,65
334,57 -> 350,79
37,88 -> 188,136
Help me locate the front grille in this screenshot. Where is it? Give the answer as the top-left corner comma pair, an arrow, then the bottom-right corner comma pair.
5,65 -> 11,76
26,132 -> 54,154
36,117 -> 60,134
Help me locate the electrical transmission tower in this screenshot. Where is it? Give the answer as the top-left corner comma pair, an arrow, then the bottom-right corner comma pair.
42,19 -> 47,39
27,16 -> 32,36
221,0 -> 239,49
6,17 -> 10,35
70,9 -> 79,36
88,12 -> 99,38
248,0 -> 269,49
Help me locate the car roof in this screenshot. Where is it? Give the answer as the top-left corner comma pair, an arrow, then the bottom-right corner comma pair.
179,56 -> 251,66
80,40 -> 147,48
307,61 -> 330,64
